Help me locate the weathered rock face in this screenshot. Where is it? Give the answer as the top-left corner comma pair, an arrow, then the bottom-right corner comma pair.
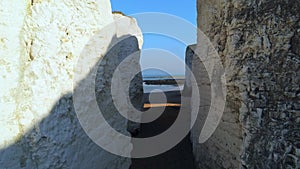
0,1 -> 143,168
189,0 -> 300,168
183,45 -> 196,96
113,13 -> 144,134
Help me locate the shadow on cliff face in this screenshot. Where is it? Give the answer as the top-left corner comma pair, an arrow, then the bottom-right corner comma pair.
0,35 -> 143,169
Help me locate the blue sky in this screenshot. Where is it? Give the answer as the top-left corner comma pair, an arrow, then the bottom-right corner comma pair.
110,0 -> 197,76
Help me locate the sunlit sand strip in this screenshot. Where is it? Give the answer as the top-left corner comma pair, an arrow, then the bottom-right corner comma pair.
143,103 -> 181,108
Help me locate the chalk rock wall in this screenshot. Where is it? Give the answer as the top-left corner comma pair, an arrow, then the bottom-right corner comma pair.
113,13 -> 144,134
183,45 -> 195,96
0,0 -> 143,169
189,0 -> 300,168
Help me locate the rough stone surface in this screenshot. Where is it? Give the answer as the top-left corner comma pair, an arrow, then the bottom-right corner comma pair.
0,0 -> 29,150
183,45 -> 196,96
0,1 -> 143,169
189,0 -> 300,168
113,13 -> 144,134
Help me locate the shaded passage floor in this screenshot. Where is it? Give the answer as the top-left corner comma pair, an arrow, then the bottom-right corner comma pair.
130,91 -> 196,169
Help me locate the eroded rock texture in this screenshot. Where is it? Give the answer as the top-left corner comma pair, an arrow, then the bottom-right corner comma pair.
191,0 -> 300,168
0,1 -> 143,168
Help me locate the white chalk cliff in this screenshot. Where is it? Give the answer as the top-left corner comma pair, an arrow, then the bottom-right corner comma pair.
0,0 -> 143,168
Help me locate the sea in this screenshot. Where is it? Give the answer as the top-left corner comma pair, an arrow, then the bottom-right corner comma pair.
143,76 -> 185,93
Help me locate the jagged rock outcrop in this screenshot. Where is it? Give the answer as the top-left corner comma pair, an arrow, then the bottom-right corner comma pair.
0,0 -> 143,168
189,0 -> 300,168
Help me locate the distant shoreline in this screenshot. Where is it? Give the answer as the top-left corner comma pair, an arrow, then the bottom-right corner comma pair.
143,78 -> 185,85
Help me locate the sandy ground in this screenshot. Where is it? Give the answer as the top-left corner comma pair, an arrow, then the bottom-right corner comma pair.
130,91 -> 196,169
